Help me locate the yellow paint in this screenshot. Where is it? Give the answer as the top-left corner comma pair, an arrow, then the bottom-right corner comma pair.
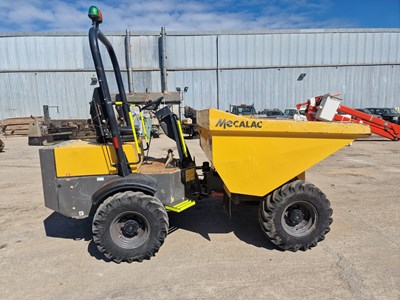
114,101 -> 141,155
129,112 -> 141,155
165,199 -> 196,212
197,109 -> 371,197
185,168 -> 196,182
176,119 -> 188,157
54,140 -> 139,177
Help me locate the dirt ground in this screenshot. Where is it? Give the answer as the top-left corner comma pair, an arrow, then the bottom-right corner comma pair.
0,133 -> 399,299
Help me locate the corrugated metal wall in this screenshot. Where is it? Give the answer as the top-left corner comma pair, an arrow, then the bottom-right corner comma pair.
0,33 -> 131,119
1,29 -> 399,119
166,29 -> 400,112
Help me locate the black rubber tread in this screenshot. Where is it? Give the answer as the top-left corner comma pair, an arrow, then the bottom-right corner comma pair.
92,191 -> 169,263
259,180 -> 333,252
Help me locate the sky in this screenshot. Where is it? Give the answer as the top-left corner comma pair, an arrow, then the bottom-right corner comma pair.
0,0 -> 399,32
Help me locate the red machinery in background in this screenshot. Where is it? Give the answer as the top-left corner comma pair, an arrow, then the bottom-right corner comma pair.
297,94 -> 400,141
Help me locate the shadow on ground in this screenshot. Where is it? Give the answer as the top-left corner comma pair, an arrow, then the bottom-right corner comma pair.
43,198 -> 277,262
43,212 -> 110,261
168,198 -> 277,250
44,212 -> 92,241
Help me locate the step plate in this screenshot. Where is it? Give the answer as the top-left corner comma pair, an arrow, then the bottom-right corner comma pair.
165,199 -> 196,213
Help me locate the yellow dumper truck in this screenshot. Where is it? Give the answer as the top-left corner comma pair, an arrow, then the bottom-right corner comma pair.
39,7 -> 371,263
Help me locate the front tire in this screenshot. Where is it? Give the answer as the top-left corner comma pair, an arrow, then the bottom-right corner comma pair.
93,191 -> 169,263
259,180 -> 332,251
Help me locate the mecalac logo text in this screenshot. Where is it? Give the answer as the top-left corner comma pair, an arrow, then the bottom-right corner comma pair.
215,119 -> 263,129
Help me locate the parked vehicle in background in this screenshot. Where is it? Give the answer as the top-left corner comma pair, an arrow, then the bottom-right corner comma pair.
366,108 -> 400,124
355,108 -> 382,119
284,108 -> 307,121
259,109 -> 287,119
181,106 -> 199,138
284,108 -> 301,117
230,104 -> 256,116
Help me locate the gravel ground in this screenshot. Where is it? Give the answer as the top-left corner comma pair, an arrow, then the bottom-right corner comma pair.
0,134 -> 399,299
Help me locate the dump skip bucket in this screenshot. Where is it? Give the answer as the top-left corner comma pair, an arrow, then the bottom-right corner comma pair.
197,109 -> 370,197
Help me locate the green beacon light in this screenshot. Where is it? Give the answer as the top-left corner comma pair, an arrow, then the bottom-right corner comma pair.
88,6 -> 102,25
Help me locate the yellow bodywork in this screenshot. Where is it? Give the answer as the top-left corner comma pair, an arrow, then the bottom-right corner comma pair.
54,140 -> 140,177
197,109 -> 371,197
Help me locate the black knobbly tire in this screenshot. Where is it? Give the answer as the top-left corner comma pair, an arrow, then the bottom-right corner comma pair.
92,191 -> 169,263
259,180 -> 333,251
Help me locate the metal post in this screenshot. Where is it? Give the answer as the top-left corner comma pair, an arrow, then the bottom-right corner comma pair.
125,29 -> 134,93
160,27 -> 168,93
43,105 -> 50,124
178,90 -> 182,120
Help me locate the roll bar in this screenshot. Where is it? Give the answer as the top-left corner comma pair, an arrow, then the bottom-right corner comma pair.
88,12 -> 131,176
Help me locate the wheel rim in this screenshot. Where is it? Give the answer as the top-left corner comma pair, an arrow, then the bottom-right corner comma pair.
110,211 -> 150,249
281,201 -> 317,237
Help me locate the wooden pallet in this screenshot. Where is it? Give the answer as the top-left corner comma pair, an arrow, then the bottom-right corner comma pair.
0,116 -> 43,136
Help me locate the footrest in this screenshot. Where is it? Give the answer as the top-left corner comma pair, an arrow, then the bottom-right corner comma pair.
165,199 -> 196,213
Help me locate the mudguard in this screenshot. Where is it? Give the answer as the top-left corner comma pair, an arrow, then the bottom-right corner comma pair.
92,173 -> 157,208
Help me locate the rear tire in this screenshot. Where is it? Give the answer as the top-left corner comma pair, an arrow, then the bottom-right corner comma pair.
93,191 -> 169,263
259,180 -> 332,251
